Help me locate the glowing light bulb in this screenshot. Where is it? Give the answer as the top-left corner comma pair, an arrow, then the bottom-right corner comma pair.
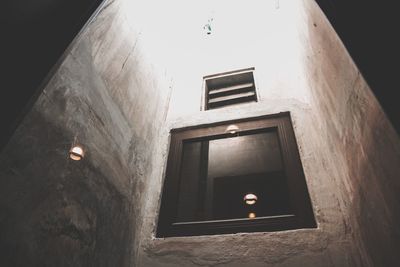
69,145 -> 84,161
244,193 -> 258,205
226,124 -> 239,134
248,212 -> 256,219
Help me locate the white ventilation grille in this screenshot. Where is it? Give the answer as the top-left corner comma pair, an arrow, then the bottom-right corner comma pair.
203,68 -> 257,110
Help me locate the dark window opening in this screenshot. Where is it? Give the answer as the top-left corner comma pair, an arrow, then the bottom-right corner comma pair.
203,68 -> 257,110
157,112 -> 316,237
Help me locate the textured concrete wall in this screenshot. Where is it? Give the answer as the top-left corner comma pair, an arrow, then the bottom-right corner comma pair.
0,0 -> 171,266
1,0 -> 399,266
136,0 -> 399,267
302,1 -> 400,266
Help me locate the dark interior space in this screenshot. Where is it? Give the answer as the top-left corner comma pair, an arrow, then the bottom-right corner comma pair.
177,130 -> 292,222
213,172 -> 292,220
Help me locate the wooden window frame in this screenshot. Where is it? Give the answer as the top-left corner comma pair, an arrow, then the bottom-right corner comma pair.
157,112 -> 316,237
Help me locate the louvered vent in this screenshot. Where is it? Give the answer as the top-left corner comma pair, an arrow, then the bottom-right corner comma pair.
203,68 -> 257,110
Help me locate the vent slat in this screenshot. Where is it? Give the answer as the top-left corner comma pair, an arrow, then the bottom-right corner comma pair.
208,95 -> 256,109
209,83 -> 254,95
209,83 -> 254,99
208,91 -> 256,104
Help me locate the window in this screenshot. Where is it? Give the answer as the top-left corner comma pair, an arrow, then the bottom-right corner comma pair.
157,112 -> 316,237
203,68 -> 257,110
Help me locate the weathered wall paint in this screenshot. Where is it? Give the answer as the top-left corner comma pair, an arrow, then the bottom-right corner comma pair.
0,0 -> 399,266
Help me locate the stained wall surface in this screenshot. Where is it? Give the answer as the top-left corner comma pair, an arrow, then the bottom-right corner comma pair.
0,0 -> 171,266
303,1 -> 400,266
0,0 -> 399,266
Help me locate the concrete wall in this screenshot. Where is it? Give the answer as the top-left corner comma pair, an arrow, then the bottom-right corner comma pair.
302,1 -> 400,266
1,0 -> 399,266
136,0 -> 400,266
0,0 -> 171,266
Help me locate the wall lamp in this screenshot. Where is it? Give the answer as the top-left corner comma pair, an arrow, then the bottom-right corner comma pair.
69,145 -> 84,161
225,124 -> 240,135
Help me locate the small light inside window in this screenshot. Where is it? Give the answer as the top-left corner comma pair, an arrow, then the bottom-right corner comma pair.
69,145 -> 84,161
248,212 -> 256,219
244,193 -> 258,205
226,124 -> 240,134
